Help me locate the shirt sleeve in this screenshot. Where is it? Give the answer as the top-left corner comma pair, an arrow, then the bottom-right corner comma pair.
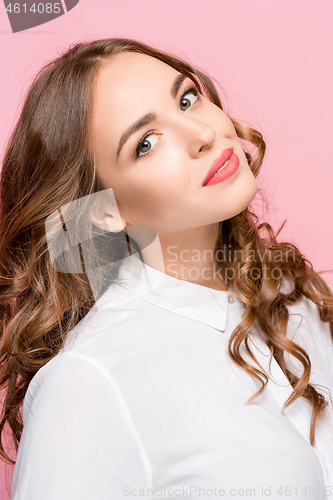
11,352 -> 152,500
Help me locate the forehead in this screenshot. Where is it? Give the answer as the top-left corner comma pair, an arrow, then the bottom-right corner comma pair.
94,52 -> 178,101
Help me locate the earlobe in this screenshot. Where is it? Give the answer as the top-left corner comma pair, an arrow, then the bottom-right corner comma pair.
89,205 -> 126,233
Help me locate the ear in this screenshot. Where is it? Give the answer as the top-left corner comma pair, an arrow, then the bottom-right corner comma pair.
89,204 -> 127,233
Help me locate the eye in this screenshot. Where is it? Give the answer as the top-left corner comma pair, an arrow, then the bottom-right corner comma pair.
135,132 -> 160,159
135,85 -> 201,160
180,86 -> 200,111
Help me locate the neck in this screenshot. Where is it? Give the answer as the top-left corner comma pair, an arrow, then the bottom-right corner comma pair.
126,222 -> 228,291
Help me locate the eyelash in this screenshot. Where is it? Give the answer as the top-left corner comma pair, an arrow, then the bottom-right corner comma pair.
134,84 -> 202,160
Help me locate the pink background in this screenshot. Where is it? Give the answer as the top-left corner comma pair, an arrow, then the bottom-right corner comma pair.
0,1 -> 332,497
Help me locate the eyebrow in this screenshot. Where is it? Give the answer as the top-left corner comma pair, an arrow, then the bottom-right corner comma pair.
116,73 -> 189,159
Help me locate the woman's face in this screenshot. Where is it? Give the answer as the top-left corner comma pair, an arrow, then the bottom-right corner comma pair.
90,52 -> 258,234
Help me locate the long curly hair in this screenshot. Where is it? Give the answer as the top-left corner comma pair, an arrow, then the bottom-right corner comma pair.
1,37 -> 333,465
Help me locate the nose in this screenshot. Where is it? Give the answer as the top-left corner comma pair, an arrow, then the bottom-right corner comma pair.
183,117 -> 216,159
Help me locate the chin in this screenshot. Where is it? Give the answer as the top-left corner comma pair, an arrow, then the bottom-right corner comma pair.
229,181 -> 258,219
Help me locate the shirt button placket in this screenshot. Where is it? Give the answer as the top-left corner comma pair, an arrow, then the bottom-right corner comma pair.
228,294 -> 236,304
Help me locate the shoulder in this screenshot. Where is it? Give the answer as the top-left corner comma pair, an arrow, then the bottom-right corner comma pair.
22,295 -> 145,419
22,349 -> 116,425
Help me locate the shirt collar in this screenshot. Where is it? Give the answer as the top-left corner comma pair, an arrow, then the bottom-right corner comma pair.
95,253 -> 240,332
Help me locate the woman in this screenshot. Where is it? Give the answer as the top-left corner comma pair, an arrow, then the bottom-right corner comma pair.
0,38 -> 332,499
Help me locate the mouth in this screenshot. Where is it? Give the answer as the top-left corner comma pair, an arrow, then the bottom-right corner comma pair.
202,147 -> 234,187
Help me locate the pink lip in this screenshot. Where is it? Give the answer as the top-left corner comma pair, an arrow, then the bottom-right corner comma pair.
202,148 -> 234,187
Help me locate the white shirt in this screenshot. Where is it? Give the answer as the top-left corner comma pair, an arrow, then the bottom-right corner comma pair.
11,253 -> 333,499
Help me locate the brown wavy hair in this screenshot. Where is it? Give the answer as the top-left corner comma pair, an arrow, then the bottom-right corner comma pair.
1,37 -> 333,465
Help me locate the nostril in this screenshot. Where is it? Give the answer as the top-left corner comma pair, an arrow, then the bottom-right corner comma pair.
199,144 -> 211,153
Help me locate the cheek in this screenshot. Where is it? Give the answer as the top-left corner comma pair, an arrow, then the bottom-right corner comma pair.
113,167 -> 188,226
130,179 -> 181,209
129,153 -> 188,202
210,105 -> 237,137
112,178 -> 173,217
